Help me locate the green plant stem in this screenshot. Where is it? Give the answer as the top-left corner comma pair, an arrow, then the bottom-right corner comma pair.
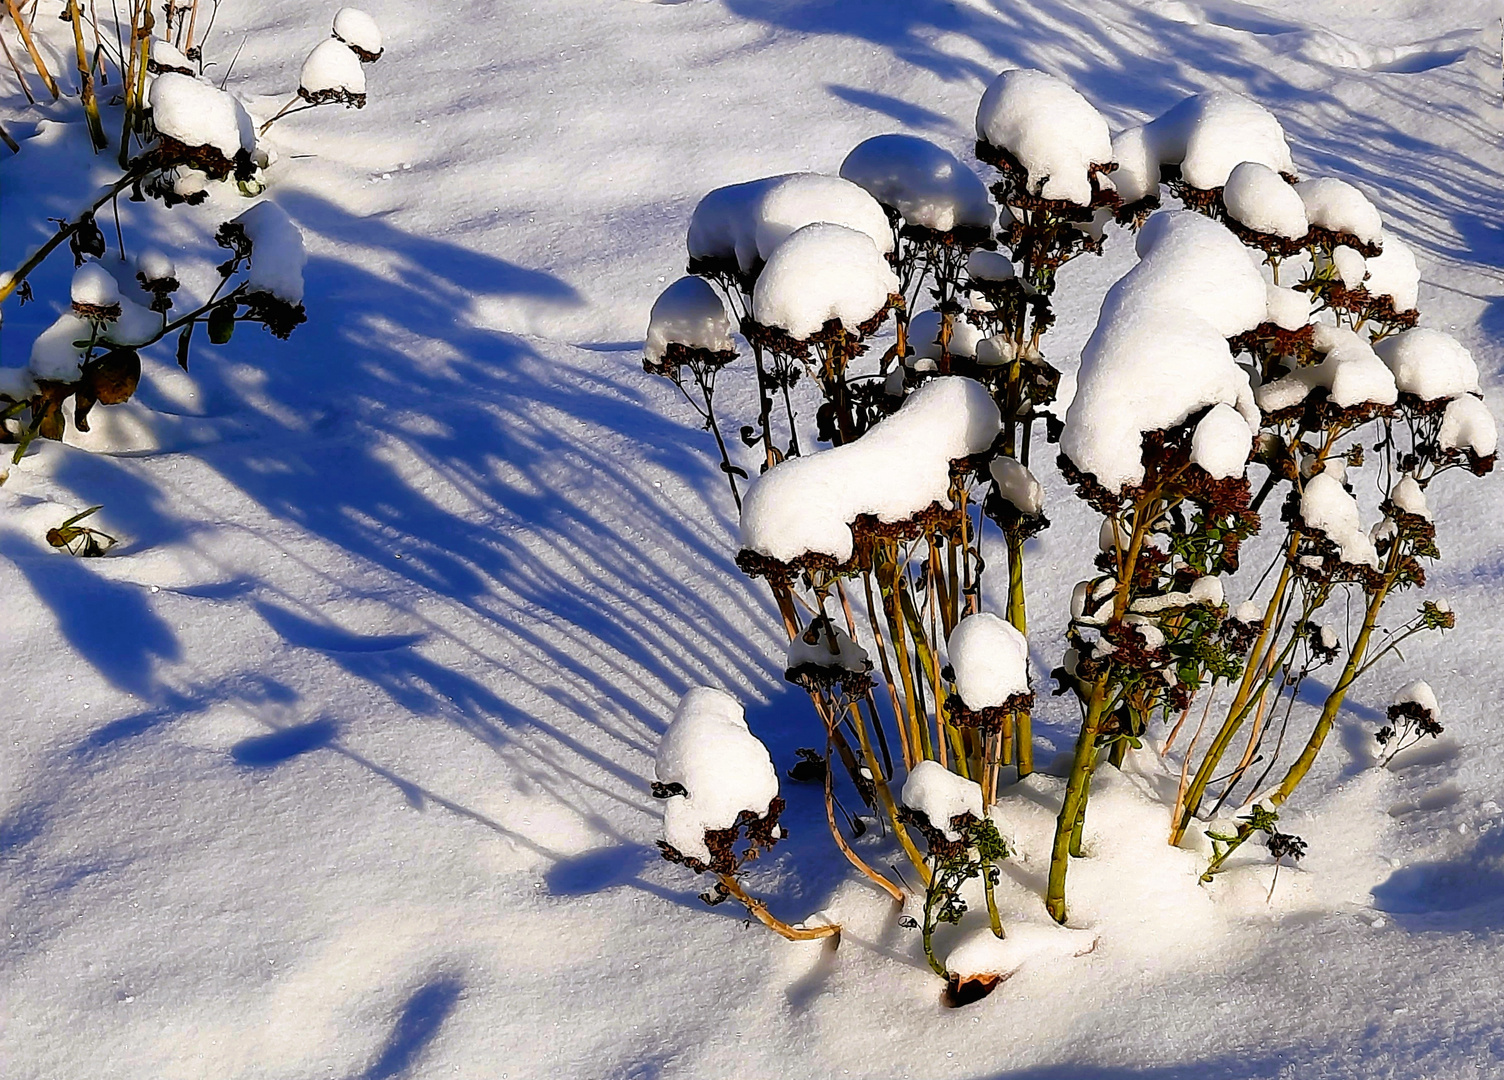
1047,677 -> 1109,923
66,0 -> 107,150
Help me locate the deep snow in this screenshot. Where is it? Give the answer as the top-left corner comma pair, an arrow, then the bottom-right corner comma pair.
3,1 -> 1504,1078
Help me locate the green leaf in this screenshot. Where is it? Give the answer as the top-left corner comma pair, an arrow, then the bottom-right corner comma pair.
208,305 -> 235,345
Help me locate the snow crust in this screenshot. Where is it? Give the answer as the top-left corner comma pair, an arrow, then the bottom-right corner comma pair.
739,376 -> 1000,563
750,222 -> 897,339
644,276 -> 734,363
1439,393 -> 1496,458
1062,211 -> 1265,490
148,73 -> 250,159
332,8 -> 383,56
838,134 -> 993,233
946,612 -> 1030,711
1145,92 -> 1296,190
1222,161 -> 1308,238
974,69 -> 1111,206
901,759 -> 983,839
232,201 -> 307,304
655,687 -> 778,863
1300,472 -> 1378,568
301,39 -> 366,96
1295,177 -> 1383,245
1374,327 -> 1479,402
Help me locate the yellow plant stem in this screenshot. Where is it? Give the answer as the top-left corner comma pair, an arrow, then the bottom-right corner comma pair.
715,873 -> 840,942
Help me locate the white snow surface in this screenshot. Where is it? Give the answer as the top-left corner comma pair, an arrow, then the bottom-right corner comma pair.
974,68 -> 1112,206
655,687 -> 778,863
839,134 -> 993,233
1295,176 -> 1384,244
1062,210 -> 1266,490
644,275 -> 734,363
332,7 -> 383,56
1300,472 -> 1379,568
946,611 -> 1030,711
232,201 -> 307,304
901,759 -> 984,839
301,38 -> 368,97
1375,326 -> 1480,402
739,375 -> 1000,562
1266,281 -> 1312,330
1222,160 -> 1308,238
1145,91 -> 1296,190
147,72 -> 249,159
946,922 -> 1098,978
5,1 -> 1504,1077
750,222 -> 897,338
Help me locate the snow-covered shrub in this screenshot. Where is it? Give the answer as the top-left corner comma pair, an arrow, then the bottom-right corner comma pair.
0,7 -> 384,466
644,69 -> 1489,991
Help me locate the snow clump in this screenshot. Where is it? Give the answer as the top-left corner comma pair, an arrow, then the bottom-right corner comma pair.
148,37 -> 195,76
1393,679 -> 1439,719
966,249 -> 1016,282
908,308 -> 984,364
644,276 -> 734,364
1374,327 -> 1480,402
1389,475 -> 1430,520
300,38 -> 367,103
70,263 -> 122,311
148,73 -> 252,162
230,201 -> 307,304
1255,324 -> 1398,414
1141,92 -> 1296,190
975,69 -> 1112,206
332,8 -> 383,61
990,456 -> 1044,516
1222,161 -> 1308,239
786,620 -> 871,675
739,376 -> 1000,564
1295,178 -> 1384,246
1438,395 -> 1496,459
656,688 -> 778,864
1265,282 -> 1312,330
1300,472 -> 1379,568
1190,402 -> 1254,479
1107,126 -> 1157,205
946,612 -> 1030,711
901,760 -> 983,840
1061,211 -> 1266,491
839,134 -> 994,233
750,222 -> 897,339
1362,231 -> 1420,312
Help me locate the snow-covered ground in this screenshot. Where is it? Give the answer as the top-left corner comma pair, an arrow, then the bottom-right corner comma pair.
3,1 -> 1503,1076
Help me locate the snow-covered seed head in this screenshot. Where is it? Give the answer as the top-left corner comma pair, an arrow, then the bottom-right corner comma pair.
643,276 -> 736,376
944,612 -> 1032,730
147,37 -> 196,76
332,7 -> 383,62
838,133 -> 993,236
299,38 -> 368,107
975,69 -> 1113,207
70,263 -> 122,321
750,222 -> 899,341
147,72 -> 257,180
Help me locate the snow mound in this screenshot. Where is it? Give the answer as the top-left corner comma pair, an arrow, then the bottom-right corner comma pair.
1300,472 -> 1378,568
1295,178 -> 1383,246
975,69 -> 1111,206
1145,92 -> 1296,190
656,687 -> 778,864
1061,211 -> 1265,491
1374,327 -> 1479,402
739,376 -> 1000,563
1256,324 -> 1397,414
839,134 -> 993,233
1362,230 -> 1419,312
750,222 -> 897,339
232,201 -> 307,304
148,72 -> 249,160
1222,161 -> 1308,239
644,276 -> 734,364
901,760 -> 983,839
946,612 -> 1030,711
1439,394 -> 1496,458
